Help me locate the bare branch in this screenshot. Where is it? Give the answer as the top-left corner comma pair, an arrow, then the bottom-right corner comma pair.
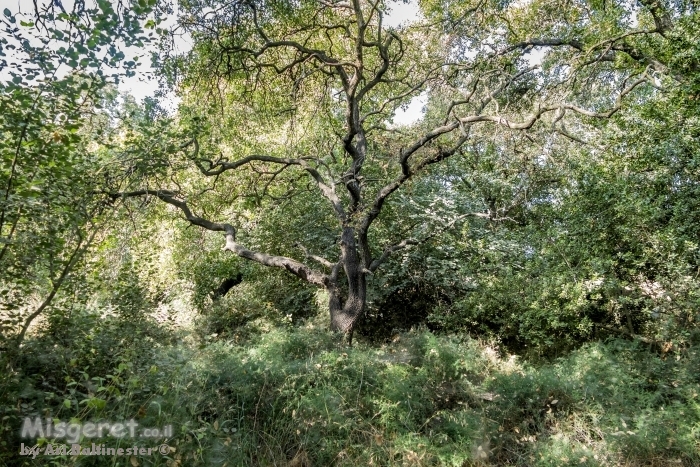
360,67 -> 648,251
188,140 -> 347,221
110,190 -> 329,287
16,227 -> 98,349
499,38 -> 584,55
368,237 -> 419,272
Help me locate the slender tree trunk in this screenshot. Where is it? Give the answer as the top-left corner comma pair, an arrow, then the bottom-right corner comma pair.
13,228 -> 96,352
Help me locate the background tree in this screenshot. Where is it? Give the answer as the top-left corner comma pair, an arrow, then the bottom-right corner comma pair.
0,0 -> 162,350
408,0 -> 700,353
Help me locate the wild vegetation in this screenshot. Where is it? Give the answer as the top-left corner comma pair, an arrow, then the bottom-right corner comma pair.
1,0 -> 699,465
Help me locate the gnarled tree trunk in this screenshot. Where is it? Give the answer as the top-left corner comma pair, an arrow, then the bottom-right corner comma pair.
328,227 -> 366,333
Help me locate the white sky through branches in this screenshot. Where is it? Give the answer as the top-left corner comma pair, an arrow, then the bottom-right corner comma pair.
0,0 -> 424,123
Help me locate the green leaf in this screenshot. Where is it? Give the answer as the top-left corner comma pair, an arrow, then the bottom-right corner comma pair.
84,397 -> 107,410
2,8 -> 10,17
63,399 -> 71,409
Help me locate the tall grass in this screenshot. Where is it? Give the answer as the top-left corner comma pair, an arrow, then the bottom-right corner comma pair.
2,317 -> 699,466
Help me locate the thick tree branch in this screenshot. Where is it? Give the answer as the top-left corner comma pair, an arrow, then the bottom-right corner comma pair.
356,32 -> 397,102
638,0 -> 673,35
111,190 -> 329,287
499,38 -> 584,55
501,29 -> 671,77
360,71 -> 648,249
368,237 -> 419,272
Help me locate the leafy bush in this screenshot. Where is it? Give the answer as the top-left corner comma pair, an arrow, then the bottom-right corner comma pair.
3,324 -> 699,466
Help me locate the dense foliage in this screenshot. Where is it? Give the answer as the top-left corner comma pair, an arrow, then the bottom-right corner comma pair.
1,0 -> 699,465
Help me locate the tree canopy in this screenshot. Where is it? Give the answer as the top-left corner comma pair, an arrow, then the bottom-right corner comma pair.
91,0 -> 700,341
1,0 -> 699,345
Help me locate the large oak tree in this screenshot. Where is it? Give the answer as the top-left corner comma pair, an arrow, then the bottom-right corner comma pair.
111,0 -> 692,335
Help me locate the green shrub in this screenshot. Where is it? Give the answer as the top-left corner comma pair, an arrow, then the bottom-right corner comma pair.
3,321 -> 699,466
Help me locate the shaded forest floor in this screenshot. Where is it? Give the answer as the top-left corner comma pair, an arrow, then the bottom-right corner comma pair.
2,311 -> 700,467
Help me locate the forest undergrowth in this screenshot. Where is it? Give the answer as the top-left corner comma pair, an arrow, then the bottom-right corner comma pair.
2,309 -> 699,467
